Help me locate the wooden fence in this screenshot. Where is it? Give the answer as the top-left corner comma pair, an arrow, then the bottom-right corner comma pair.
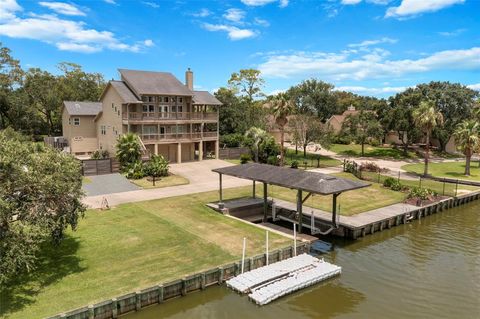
219,147 -> 250,160
47,243 -> 310,319
81,159 -> 120,176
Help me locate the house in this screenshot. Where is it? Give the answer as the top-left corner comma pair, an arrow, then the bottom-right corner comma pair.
325,105 -> 359,134
61,68 -> 222,162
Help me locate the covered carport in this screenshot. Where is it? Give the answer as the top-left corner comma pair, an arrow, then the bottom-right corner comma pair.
212,163 -> 370,233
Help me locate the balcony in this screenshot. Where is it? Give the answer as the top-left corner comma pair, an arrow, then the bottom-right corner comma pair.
140,132 -> 218,143
123,112 -> 218,122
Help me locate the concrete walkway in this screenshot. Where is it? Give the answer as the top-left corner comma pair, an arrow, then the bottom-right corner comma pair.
83,173 -> 140,196
83,159 -> 251,209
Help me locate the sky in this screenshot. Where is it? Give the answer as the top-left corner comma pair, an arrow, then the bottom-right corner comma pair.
0,0 -> 479,98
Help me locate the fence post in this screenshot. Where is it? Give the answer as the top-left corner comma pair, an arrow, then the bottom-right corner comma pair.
455,180 -> 459,197
398,171 -> 400,183
343,159 -> 346,172
419,177 -> 422,189
442,179 -> 446,196
377,171 -> 380,184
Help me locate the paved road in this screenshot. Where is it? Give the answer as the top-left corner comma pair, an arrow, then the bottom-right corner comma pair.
82,159 -> 251,209
83,173 -> 140,196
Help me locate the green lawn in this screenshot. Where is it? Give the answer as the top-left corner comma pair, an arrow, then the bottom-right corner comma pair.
284,149 -> 342,168
82,176 -> 92,184
0,189 -> 290,319
402,161 -> 480,182
330,143 -> 417,159
255,172 -> 406,216
130,174 -> 189,189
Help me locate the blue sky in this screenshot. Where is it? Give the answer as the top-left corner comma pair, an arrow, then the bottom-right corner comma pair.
1,0 -> 479,97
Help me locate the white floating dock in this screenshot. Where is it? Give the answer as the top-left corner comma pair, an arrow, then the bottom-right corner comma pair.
226,254 -> 341,305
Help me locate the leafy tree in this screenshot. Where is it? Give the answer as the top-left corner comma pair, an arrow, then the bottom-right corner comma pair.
286,79 -> 337,122
144,155 -> 169,186
0,129 -> 85,284
289,114 -> 331,157
412,101 -> 444,176
244,127 -> 269,162
215,87 -> 248,135
453,120 -> 479,176
267,92 -> 295,166
57,62 -> 106,102
0,43 -> 24,130
116,133 -> 142,168
341,110 -> 383,156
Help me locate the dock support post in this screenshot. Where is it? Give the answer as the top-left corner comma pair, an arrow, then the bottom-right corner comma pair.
112,298 -> 118,318
263,183 -> 268,222
265,231 -> 269,266
241,237 -> 246,274
218,173 -> 224,209
332,193 -> 340,228
253,180 -> 256,199
297,189 -> 303,233
293,223 -> 297,256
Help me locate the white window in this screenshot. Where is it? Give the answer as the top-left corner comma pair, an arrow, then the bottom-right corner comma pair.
101,125 -> 106,135
73,117 -> 80,126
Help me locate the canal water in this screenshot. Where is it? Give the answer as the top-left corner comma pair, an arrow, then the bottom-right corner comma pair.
126,201 -> 480,319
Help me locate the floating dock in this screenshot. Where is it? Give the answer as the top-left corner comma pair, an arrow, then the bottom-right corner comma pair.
226,254 -> 341,305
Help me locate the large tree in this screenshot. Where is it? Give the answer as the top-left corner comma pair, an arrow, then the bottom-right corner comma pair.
0,129 -> 85,284
412,101 -> 444,176
0,43 -> 24,130
453,120 -> 479,176
287,79 -> 337,122
289,114 -> 330,157
267,92 -> 295,166
341,110 -> 383,156
215,87 -> 248,135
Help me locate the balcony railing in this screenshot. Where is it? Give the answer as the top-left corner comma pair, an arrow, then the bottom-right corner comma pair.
123,112 -> 217,121
140,132 -> 218,142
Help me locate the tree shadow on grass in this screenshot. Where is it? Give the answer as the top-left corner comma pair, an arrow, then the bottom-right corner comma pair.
0,235 -> 85,317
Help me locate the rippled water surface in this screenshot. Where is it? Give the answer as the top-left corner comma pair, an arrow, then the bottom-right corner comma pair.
126,202 -> 480,319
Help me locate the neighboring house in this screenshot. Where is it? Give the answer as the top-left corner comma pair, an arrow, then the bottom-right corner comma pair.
61,68 -> 222,163
266,114 -> 294,144
325,105 -> 359,134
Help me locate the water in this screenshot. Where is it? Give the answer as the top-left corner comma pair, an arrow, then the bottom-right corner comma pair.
126,202 -> 480,319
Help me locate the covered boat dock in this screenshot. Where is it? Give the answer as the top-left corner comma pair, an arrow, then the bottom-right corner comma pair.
212,163 -> 370,234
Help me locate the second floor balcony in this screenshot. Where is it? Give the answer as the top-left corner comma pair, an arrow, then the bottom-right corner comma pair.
123,112 -> 218,122
140,131 -> 218,143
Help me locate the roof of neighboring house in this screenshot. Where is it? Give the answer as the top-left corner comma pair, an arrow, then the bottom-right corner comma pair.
63,101 -> 102,116
326,107 -> 360,125
118,69 -> 193,96
110,81 -> 142,103
193,90 -> 222,105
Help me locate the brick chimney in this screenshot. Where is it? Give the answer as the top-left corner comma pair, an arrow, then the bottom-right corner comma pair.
185,68 -> 193,91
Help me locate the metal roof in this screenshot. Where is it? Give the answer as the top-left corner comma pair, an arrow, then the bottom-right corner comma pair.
118,69 -> 193,96
213,163 -> 370,195
193,90 -> 222,105
63,101 -> 102,116
110,81 -> 142,103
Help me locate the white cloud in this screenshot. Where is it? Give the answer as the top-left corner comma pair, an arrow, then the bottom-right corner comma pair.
348,37 -> 397,48
143,39 -> 154,47
341,0 -> 392,5
202,23 -> 256,40
335,85 -> 407,95
241,0 -> 288,8
223,8 -> 245,23
438,28 -> 466,37
103,0 -> 116,4
39,2 -> 85,16
341,0 -> 362,5
0,0 -> 151,53
257,47 -> 480,81
254,17 -> 270,27
386,0 -> 465,19
192,8 -> 211,17
467,83 -> 480,91
142,1 -> 159,9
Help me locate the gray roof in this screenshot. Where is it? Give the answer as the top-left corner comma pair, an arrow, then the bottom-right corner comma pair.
213,163 -> 370,195
63,101 -> 102,116
193,91 -> 222,105
110,81 -> 142,103
119,69 -> 193,96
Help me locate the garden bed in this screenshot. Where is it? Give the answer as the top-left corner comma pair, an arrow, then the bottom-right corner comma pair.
129,173 -> 189,189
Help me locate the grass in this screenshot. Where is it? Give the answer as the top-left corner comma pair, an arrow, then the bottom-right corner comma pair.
255,172 -> 406,216
401,161 -> 480,182
329,143 -> 417,160
130,174 -> 189,189
0,188 -> 291,319
82,176 -> 92,184
284,149 -> 342,168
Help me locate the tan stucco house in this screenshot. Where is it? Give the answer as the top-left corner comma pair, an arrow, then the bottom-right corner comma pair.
61,68 -> 222,163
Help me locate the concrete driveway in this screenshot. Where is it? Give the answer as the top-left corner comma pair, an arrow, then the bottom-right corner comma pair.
83,173 -> 140,196
83,159 -> 250,208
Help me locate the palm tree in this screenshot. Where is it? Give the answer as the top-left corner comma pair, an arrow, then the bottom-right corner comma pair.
268,92 -> 295,166
453,120 -> 480,176
116,132 -> 142,167
245,127 -> 268,163
412,101 -> 444,176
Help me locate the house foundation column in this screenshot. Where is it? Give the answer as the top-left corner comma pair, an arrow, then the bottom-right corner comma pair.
154,144 -> 158,155
198,141 -> 203,161
177,143 -> 182,164
215,140 -> 220,159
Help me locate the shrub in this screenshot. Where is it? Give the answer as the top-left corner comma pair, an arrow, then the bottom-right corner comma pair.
258,136 -> 280,163
240,153 -> 251,164
144,155 -> 169,185
124,160 -> 145,179
369,138 -> 380,147
290,160 -> 299,169
91,149 -> 109,160
383,177 -> 396,188
408,187 -> 438,200
360,161 -> 381,172
332,134 -> 352,145
220,133 -> 245,148
267,155 -> 279,166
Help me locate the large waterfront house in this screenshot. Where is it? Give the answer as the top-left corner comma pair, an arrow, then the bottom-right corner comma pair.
61,68 -> 222,163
